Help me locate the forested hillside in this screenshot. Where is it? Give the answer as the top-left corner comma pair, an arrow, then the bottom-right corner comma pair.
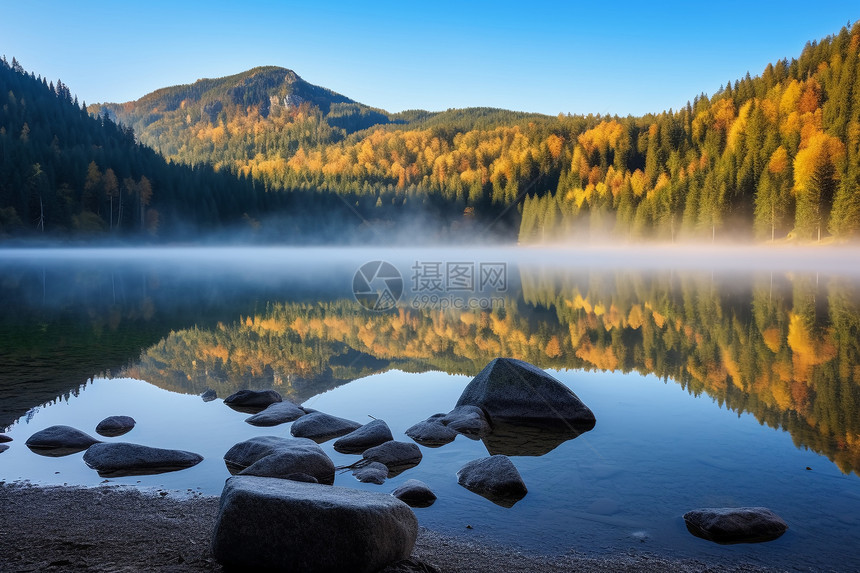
5,23 -> 860,242
0,56 -> 277,237
96,23 -> 860,243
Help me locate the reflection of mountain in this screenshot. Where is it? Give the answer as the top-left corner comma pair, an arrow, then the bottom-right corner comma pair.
131,271 -> 860,475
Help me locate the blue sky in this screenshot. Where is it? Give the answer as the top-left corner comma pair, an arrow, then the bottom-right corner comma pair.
1,1 -> 857,116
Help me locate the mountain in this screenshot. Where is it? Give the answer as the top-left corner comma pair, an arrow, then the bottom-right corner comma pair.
93,66 -> 392,172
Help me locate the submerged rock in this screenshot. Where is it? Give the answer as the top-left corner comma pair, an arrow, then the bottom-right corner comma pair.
456,455 -> 527,508
456,358 -> 595,428
212,476 -> 417,573
683,507 -> 788,544
334,419 -> 394,454
405,417 -> 457,448
362,441 -> 422,477
352,461 -> 389,484
95,415 -> 136,437
244,401 -> 307,427
0,444 -> 8,454
290,412 -> 362,443
25,425 -> 100,456
83,442 -> 203,477
224,436 -> 335,485
223,389 -> 283,413
392,479 -> 437,508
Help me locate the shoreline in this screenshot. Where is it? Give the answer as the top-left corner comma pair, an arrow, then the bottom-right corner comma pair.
0,482 -> 782,572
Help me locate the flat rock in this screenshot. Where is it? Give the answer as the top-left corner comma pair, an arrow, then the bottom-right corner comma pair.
362,441 -> 422,477
456,455 -> 527,508
683,507 -> 788,544
353,461 -> 389,484
238,443 -> 335,485
223,389 -> 282,413
334,419 -> 394,454
244,401 -> 307,427
290,411 -> 362,442
0,434 -> 12,443
405,418 -> 457,447
95,415 -> 136,437
82,442 -> 203,477
224,436 -> 334,484
201,389 -> 217,402
456,358 -> 595,428
392,479 -> 436,508
25,425 -> 100,456
211,476 -> 417,572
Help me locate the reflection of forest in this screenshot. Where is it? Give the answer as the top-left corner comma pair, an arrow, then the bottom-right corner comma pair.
130,269 -> 860,475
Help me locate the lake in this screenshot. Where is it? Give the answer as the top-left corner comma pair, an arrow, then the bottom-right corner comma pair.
1,246 -> 859,571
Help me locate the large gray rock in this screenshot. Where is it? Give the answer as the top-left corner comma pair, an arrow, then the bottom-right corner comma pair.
25,425 -> 100,456
456,358 -> 595,428
456,455 -> 527,508
212,476 -> 417,572
291,411 -> 362,442
244,401 -> 307,427
82,442 -> 203,477
95,415 -> 136,437
392,479 -> 436,508
405,417 -> 457,448
353,461 -> 389,484
224,436 -> 334,485
334,419 -> 394,454
683,507 -> 788,544
224,389 -> 283,413
362,441 -> 423,476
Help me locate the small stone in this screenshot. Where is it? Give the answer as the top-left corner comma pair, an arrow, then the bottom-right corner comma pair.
456,455 -> 527,508
334,419 -> 394,454
362,441 -> 422,476
201,389 -> 217,402
0,434 -> 12,443
245,401 -> 307,427
290,412 -> 362,443
83,442 -> 203,477
683,507 -> 788,544
25,425 -> 100,456
405,418 -> 457,447
95,415 -> 136,437
353,462 -> 389,484
223,389 -> 283,413
392,479 -> 436,508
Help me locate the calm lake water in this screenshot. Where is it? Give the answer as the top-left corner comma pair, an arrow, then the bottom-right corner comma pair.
1,246 -> 860,571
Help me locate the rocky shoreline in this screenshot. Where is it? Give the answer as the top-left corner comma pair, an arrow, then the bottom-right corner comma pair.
0,482 -> 782,573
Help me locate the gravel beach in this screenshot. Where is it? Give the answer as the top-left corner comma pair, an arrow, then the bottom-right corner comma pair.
0,482 -> 784,573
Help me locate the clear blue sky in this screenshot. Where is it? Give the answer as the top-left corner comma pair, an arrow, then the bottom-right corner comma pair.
1,1 -> 857,116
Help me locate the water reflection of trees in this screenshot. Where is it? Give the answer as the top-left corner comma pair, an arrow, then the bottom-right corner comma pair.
129,270 -> 860,475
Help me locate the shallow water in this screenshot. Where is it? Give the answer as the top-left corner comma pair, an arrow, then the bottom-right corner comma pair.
1,246 -> 859,570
